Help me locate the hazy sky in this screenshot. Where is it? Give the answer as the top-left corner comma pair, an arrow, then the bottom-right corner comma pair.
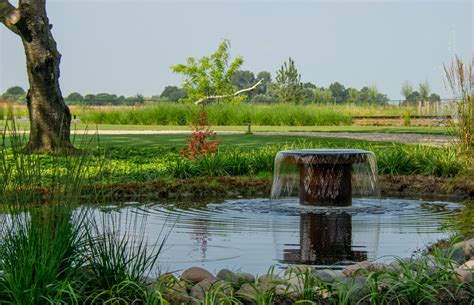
1,0 -> 472,99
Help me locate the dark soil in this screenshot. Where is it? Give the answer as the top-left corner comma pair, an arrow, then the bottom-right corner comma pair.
84,174 -> 473,204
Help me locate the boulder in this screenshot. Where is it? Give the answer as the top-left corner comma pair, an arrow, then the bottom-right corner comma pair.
287,275 -> 305,292
454,268 -> 473,283
389,257 -> 413,270
314,269 -> 346,283
190,278 -> 233,303
460,259 -> 474,270
182,267 -> 214,284
284,265 -> 313,277
164,280 -> 190,305
444,248 -> 467,265
216,268 -> 235,281
274,284 -> 298,301
342,261 -> 370,276
236,283 -> 257,300
235,272 -> 255,284
366,262 -> 388,272
464,238 -> 474,258
258,274 -> 283,288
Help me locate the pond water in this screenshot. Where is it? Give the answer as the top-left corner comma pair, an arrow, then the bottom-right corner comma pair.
97,198 -> 462,275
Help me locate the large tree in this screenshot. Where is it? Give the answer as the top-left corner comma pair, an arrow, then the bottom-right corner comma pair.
0,0 -> 74,153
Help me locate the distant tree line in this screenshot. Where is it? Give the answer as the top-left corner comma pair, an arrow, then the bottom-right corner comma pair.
0,87 -> 148,106
162,57 -> 390,105
1,58 -> 442,107
63,92 -> 146,105
1,86 -> 26,102
400,81 -> 441,105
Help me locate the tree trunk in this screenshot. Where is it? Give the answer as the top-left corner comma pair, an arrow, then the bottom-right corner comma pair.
1,1 -> 75,154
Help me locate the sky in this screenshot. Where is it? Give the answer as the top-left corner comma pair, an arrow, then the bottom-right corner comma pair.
0,0 -> 472,100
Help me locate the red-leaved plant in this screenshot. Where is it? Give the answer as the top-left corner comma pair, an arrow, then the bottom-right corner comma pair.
179,106 -> 221,160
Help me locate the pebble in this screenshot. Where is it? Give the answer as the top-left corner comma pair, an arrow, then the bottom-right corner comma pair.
181,267 -> 214,284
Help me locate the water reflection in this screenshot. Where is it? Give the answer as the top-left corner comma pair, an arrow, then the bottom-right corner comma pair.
93,198 -> 461,274
282,213 -> 367,265
190,218 -> 211,260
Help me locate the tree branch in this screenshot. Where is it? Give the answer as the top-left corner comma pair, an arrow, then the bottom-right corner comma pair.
195,78 -> 264,105
0,0 -> 20,34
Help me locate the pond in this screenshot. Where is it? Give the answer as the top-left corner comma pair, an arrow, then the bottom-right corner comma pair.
96,197 -> 462,275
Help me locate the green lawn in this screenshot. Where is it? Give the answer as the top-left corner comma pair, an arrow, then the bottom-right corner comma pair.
75,133 -> 393,150
74,124 -> 450,134
2,121 -> 450,135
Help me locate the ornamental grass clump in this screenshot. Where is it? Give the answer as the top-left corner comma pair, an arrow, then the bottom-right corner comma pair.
0,122 -> 168,304
444,56 -> 473,159
0,122 -> 95,304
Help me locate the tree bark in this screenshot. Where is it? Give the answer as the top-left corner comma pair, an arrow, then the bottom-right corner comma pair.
1,1 -> 75,154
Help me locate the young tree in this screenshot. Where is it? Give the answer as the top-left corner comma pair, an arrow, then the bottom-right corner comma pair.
0,0 -> 75,153
346,88 -> 360,103
172,40 -> 261,105
401,81 -> 414,101
419,81 -> 431,101
275,57 -> 305,104
172,40 -> 262,158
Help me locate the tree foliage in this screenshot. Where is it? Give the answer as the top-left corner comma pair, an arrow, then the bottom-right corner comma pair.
160,86 -> 188,103
2,86 -> 26,102
171,40 -> 244,104
275,57 -> 305,104
65,92 -> 83,103
419,81 -> 431,101
401,81 -> 414,100
329,82 -> 347,103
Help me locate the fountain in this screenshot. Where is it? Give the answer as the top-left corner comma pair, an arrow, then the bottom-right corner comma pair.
271,149 -> 380,206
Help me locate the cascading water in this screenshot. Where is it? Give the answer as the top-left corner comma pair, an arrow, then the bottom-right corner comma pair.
270,149 -> 380,206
